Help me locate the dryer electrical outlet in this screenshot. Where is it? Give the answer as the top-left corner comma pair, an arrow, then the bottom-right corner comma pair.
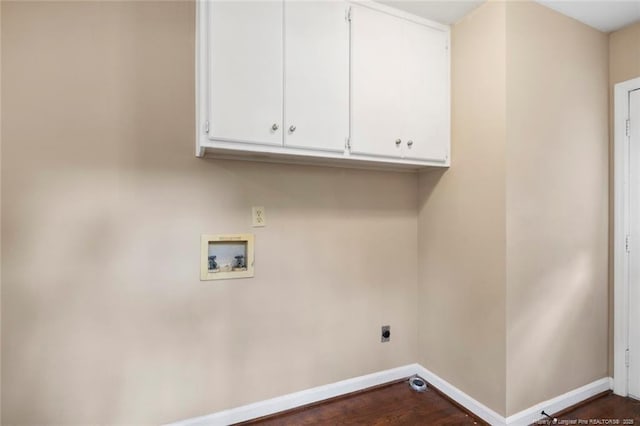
381,325 -> 391,342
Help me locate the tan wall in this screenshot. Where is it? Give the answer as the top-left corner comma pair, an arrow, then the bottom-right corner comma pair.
417,1 -> 507,416
505,1 -> 609,415
608,21 -> 640,375
610,22 -> 640,87
418,1 -> 609,417
0,2 -> 419,423
0,0 -> 618,422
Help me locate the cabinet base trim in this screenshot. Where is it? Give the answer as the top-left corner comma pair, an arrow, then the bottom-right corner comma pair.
198,144 -> 449,171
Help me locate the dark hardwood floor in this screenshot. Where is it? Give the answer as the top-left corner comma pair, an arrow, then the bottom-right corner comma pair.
239,379 -> 486,425
238,380 -> 640,426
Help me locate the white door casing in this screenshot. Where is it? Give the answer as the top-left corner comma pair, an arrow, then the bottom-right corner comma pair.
629,88 -> 640,399
614,77 -> 640,398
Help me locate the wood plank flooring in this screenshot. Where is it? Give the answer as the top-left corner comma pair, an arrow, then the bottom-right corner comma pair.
239,379 -> 486,425
239,380 -> 640,426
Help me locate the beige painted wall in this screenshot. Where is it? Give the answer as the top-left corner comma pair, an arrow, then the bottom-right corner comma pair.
0,0 -> 617,422
505,1 -> 609,415
418,1 -> 508,416
610,22 -> 640,87
608,21 -> 640,375
418,0 -> 609,417
0,2 -> 419,423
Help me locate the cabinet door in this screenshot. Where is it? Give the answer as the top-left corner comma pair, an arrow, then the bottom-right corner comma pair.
350,4 -> 406,158
209,1 -> 283,146
401,22 -> 448,161
284,1 -> 349,152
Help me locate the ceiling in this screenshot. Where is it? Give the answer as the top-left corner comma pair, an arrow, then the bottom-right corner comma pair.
380,0 -> 640,33
536,1 -> 640,33
378,1 -> 484,25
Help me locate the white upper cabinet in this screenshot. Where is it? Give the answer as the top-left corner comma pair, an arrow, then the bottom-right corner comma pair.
197,1 -> 450,170
402,17 -> 449,161
350,4 -> 406,159
351,3 -> 449,162
284,2 -> 349,152
208,1 -> 283,146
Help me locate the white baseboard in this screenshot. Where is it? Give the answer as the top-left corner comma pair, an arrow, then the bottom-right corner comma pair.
416,366 -> 612,426
168,364 -> 419,426
418,365 -> 505,425
505,377 -> 612,426
415,365 -> 506,425
169,364 -> 612,426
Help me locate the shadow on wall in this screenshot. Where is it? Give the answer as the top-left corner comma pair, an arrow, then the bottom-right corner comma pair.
417,168 -> 447,212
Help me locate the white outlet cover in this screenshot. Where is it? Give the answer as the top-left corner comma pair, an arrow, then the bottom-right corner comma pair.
252,206 -> 266,227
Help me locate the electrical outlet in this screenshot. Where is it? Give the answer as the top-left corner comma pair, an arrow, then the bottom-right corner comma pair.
252,206 -> 266,227
381,325 -> 390,342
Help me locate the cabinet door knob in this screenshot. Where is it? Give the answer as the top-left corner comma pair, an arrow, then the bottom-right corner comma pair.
272,123 -> 279,131
289,125 -> 296,133
407,140 -> 413,147
395,139 -> 402,146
